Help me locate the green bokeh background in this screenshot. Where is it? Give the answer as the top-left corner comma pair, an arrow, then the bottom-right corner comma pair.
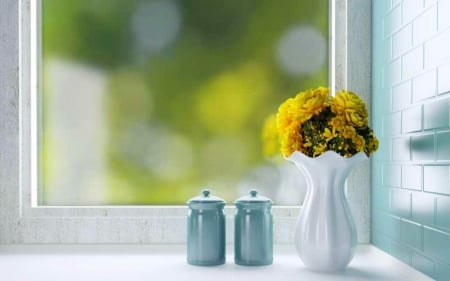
41,0 -> 328,204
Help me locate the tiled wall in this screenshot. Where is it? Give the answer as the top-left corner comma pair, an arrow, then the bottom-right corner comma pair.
372,0 -> 450,279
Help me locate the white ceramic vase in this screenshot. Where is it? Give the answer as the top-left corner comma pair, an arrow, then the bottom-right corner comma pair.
287,150 -> 367,272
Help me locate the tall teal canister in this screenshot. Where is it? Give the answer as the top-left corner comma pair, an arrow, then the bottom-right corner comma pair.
187,189 -> 226,266
234,189 -> 273,266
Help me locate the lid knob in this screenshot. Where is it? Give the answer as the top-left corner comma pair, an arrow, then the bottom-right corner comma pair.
202,189 -> 211,198
249,190 -> 258,197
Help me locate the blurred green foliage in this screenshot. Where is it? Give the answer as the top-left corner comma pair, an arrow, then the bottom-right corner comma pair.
41,0 -> 328,204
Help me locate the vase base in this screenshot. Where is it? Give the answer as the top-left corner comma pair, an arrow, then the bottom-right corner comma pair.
299,253 -> 353,273
302,264 -> 349,273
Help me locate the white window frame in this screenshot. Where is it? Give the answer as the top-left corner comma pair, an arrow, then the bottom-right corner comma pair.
0,0 -> 371,244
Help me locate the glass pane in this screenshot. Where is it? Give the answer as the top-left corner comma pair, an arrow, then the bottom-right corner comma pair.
40,0 -> 329,205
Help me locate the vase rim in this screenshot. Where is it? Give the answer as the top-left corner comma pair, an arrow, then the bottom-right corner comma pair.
286,150 -> 368,162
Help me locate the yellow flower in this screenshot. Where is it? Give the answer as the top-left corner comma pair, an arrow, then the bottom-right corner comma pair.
313,143 -> 327,157
323,127 -> 336,142
367,135 -> 379,154
290,87 -> 329,123
353,135 -> 366,152
330,116 -> 345,130
302,136 -> 313,148
332,91 -> 368,127
261,114 -> 280,157
341,126 -> 356,139
280,122 -> 303,157
276,97 -> 296,132
274,86 -> 378,158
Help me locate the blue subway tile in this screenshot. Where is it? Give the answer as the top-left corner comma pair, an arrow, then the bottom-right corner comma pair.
403,46 -> 424,81
372,185 -> 390,211
402,0 -> 426,25
412,191 -> 435,225
391,189 -> 412,218
384,215 -> 402,241
411,252 -> 435,278
411,134 -> 435,161
372,231 -> 391,252
384,4 -> 402,37
402,165 -> 422,190
435,262 -> 450,281
375,137 -> 391,162
424,165 -> 450,195
438,63 -> 450,95
425,27 -> 450,69
436,195 -> 450,230
390,241 -> 411,264
413,3 -> 437,45
413,70 -> 437,102
423,227 -> 450,261
392,81 -> 412,111
383,113 -> 402,136
385,5 -> 402,37
424,99 -> 450,130
393,24 -> 412,58
402,106 -> 423,133
401,220 -> 422,250
386,59 -> 402,87
436,132 -> 450,160
383,164 -> 401,187
372,211 -> 384,233
393,137 -> 411,161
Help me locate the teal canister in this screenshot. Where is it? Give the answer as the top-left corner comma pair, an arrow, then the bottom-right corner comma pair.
234,190 -> 273,266
187,189 -> 226,266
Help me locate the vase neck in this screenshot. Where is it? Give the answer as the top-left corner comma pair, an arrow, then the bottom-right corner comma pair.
287,151 -> 367,193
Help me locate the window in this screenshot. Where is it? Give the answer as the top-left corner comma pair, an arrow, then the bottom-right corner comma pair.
0,0 -> 371,244
39,0 -> 329,205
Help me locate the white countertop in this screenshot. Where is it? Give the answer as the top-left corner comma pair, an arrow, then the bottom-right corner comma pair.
0,244 -> 431,281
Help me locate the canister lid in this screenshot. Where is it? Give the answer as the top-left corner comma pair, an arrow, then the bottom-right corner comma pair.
187,189 -> 226,204
234,189 -> 272,204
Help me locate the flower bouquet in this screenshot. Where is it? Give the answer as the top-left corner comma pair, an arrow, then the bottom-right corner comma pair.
276,86 -> 378,158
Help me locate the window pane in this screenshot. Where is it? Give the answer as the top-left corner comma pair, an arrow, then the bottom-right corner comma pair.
40,0 -> 329,205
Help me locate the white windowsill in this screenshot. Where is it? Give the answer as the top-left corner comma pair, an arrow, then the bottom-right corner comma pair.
0,245 -> 431,281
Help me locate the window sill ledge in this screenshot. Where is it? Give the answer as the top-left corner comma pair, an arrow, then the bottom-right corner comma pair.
0,244 -> 431,281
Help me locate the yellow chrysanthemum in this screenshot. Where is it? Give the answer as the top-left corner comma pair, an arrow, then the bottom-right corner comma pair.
274,86 -> 378,158
276,97 -> 296,132
280,122 -> 303,157
367,135 -> 379,154
332,91 -> 368,127
341,126 -> 356,139
290,87 -> 329,123
330,116 -> 346,131
353,135 -> 366,152
261,114 -> 280,157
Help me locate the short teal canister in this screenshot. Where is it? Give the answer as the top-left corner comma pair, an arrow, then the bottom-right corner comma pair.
187,189 -> 226,266
234,190 -> 273,266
